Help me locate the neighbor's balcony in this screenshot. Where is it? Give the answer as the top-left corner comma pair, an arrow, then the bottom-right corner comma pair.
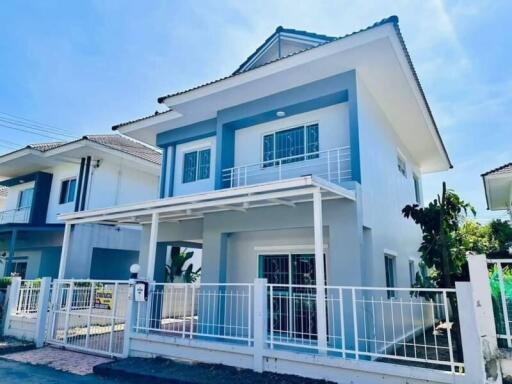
0,206 -> 31,225
222,146 -> 351,189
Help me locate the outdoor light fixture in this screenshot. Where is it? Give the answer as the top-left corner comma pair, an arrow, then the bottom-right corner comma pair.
276,111 -> 286,117
129,263 -> 140,279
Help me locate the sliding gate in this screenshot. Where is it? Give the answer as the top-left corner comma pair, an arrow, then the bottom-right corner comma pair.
46,279 -> 129,357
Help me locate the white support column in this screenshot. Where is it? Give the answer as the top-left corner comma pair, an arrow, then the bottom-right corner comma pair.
146,212 -> 159,281
3,277 -> 21,336
313,189 -> 327,352
34,277 -> 51,348
253,278 -> 268,373
58,223 -> 72,279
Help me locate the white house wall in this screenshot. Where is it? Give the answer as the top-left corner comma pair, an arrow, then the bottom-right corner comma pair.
85,160 -> 159,210
357,77 -> 422,287
46,163 -> 80,223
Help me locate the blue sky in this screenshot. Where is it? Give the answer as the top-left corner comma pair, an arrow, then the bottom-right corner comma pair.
0,1 -> 510,221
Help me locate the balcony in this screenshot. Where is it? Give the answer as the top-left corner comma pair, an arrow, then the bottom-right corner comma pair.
0,207 -> 31,225
222,146 -> 351,189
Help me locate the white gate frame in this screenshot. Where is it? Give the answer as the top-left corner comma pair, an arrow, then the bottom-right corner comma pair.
46,279 -> 128,357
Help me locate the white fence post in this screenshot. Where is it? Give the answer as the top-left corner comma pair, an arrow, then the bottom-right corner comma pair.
34,277 -> 51,348
459,253 -> 502,383
3,277 -> 21,336
122,279 -> 136,357
253,278 -> 267,373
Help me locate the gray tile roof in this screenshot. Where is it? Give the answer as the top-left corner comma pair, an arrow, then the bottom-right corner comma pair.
83,134 -> 162,165
156,16 -> 399,103
9,135 -> 161,165
112,109 -> 174,130
482,163 -> 512,177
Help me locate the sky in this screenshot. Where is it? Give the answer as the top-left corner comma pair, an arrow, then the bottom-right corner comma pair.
0,0 -> 510,222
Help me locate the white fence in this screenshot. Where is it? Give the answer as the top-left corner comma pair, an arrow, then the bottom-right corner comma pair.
2,258 -> 502,383
135,283 -> 253,345
222,146 -> 351,189
133,281 -> 461,372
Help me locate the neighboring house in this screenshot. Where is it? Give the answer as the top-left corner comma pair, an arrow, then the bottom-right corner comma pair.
60,16 -> 451,291
0,134 -> 161,279
482,163 -> 512,220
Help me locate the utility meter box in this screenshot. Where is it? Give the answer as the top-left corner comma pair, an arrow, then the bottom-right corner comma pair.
135,281 -> 148,302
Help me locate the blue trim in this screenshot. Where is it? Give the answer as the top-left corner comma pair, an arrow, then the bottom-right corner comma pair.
30,172 -> 53,225
74,158 -> 86,212
159,147 -> 168,198
167,144 -> 176,197
0,173 -> 38,187
156,118 -> 217,147
80,156 -> 91,211
215,70 -> 360,187
3,230 -> 17,276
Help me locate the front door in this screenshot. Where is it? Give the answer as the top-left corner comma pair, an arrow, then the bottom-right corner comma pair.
259,253 -> 320,341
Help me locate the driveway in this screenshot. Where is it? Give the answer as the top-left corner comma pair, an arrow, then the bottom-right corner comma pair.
0,359 -> 125,383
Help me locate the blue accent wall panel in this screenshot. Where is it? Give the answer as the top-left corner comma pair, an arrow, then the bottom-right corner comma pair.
89,248 -> 140,280
156,118 -> 217,147
30,172 -> 53,225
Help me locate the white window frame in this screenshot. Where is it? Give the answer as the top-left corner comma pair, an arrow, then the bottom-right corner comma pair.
408,259 -> 416,287
384,253 -> 397,298
17,187 -> 34,209
182,147 -> 211,184
397,150 -> 407,178
59,177 -> 77,205
413,173 -> 422,204
260,120 -> 320,166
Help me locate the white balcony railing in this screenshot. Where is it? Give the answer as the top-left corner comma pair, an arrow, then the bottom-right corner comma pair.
0,206 -> 31,224
222,146 -> 351,189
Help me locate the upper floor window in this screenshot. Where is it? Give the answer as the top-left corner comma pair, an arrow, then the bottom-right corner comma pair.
59,178 -> 77,204
17,188 -> 34,209
263,123 -> 319,167
413,174 -> 421,204
397,153 -> 407,177
183,148 -> 211,183
384,254 -> 396,298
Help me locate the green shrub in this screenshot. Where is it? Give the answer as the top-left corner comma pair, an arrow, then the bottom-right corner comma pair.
0,277 -> 12,289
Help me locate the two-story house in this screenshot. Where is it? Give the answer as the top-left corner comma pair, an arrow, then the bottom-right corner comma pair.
56,16 -> 452,361
0,134 -> 161,279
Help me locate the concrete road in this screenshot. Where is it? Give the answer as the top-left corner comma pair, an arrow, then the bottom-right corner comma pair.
0,359 -> 125,384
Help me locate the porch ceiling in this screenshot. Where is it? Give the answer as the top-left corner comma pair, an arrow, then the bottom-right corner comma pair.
58,176 -> 355,225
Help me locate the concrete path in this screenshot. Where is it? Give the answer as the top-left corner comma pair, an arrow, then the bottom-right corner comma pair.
0,359 -> 124,383
2,346 -> 112,375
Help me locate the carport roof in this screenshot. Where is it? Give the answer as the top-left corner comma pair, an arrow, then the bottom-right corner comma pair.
58,176 -> 356,225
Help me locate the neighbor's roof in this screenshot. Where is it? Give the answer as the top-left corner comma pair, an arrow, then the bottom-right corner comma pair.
482,163 -> 512,177
2,134 -> 161,165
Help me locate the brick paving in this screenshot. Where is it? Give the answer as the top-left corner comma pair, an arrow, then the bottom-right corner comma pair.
2,346 -> 112,375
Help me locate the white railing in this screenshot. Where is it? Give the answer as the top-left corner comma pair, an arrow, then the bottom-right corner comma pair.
134,281 -> 461,372
487,258 -> 512,347
267,284 -> 461,372
15,279 -> 41,315
222,147 -> 351,188
134,283 -> 253,345
0,206 -> 31,224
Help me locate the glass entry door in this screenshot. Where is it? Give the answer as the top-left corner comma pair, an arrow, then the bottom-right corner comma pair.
260,253 -> 319,341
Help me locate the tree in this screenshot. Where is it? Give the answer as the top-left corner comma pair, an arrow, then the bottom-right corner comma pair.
165,247 -> 201,283
489,219 -> 512,251
403,182 -> 474,362
455,220 -> 498,256
403,182 -> 475,289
